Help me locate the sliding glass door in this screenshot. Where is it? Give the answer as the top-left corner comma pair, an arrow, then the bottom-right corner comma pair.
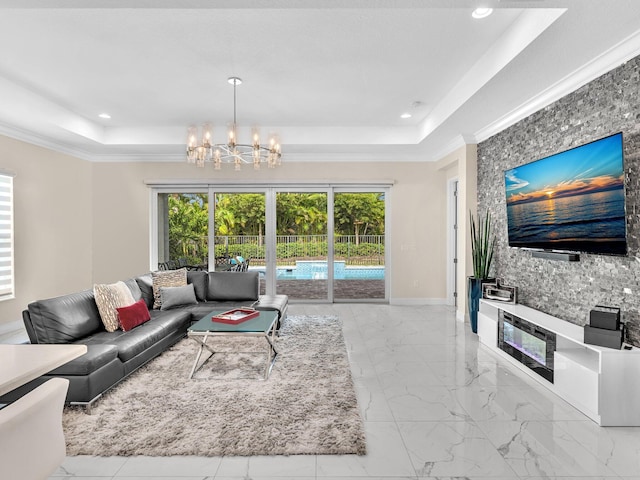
152,184 -> 388,302
333,191 -> 386,300
275,191 -> 329,301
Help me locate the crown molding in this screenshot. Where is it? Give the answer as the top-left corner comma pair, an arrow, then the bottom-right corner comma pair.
0,121 -> 95,162
474,27 -> 640,143
426,134 -> 470,163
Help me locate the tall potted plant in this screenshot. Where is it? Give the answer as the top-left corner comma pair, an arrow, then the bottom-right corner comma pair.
468,210 -> 495,333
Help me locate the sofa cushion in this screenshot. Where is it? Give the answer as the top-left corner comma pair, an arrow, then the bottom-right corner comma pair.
48,344 -> 119,376
94,281 -> 136,332
123,277 -> 143,303
148,309 -> 192,334
160,284 -> 198,311
134,273 -> 154,309
187,270 -> 208,301
110,322 -> 169,363
151,268 -> 187,309
26,290 -> 102,344
81,322 -> 167,363
117,299 -> 151,332
207,271 -> 259,301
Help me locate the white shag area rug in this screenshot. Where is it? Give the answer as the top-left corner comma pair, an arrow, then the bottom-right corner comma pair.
62,315 -> 367,456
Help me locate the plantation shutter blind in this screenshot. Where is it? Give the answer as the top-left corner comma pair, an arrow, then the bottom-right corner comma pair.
0,174 -> 14,300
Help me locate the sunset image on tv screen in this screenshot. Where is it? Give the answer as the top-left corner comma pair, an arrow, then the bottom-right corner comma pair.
504,132 -> 626,255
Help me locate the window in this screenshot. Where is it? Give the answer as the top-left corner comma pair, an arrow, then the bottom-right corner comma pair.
0,173 -> 14,300
149,182 -> 390,302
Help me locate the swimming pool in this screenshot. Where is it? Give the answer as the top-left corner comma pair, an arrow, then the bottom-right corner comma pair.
259,261 -> 385,280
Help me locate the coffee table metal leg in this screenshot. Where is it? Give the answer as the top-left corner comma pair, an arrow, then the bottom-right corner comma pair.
188,334 -> 215,379
263,323 -> 279,379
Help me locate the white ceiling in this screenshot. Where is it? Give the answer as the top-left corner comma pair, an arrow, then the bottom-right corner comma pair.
0,0 -> 639,163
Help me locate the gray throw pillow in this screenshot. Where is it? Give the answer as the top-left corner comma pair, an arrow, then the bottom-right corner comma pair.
159,284 -> 198,311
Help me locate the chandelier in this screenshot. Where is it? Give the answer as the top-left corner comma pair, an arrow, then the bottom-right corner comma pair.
186,77 -> 282,170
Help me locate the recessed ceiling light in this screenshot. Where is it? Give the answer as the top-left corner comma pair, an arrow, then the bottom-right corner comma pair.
98,113 -> 111,119
400,113 -> 412,119
472,7 -> 493,19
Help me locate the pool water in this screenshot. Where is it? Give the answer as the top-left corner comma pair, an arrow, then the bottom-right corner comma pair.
276,261 -> 384,280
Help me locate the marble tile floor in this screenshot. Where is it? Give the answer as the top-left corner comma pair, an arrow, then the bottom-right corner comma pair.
50,303 -> 640,479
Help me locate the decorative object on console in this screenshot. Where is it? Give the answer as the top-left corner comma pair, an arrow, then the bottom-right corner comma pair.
589,305 -> 621,330
584,305 -> 624,349
482,278 -> 517,304
468,210 -> 496,333
186,77 -> 282,170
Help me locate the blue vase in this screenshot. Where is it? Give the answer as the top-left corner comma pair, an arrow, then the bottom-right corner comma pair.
467,277 -> 483,334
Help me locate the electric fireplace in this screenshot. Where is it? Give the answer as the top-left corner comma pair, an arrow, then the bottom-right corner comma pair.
498,310 -> 556,382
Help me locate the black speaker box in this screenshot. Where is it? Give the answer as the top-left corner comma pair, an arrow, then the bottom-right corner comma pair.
589,305 -> 621,331
584,324 -> 624,349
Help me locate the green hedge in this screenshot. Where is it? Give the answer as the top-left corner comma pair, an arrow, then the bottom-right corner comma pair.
213,241 -> 385,259
173,241 -> 384,264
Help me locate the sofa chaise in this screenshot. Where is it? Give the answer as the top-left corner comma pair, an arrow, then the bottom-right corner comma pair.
0,270 -> 287,412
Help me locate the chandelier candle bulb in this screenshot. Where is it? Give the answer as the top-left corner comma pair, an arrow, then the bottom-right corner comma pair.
203,124 -> 212,148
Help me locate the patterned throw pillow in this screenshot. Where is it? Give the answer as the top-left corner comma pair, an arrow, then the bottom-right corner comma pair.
151,268 -> 187,309
94,281 -> 136,332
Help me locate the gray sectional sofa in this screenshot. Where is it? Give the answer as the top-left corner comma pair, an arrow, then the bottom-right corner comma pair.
0,270 -> 287,412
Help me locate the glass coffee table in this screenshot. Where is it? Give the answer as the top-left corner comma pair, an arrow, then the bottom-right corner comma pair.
187,309 -> 279,380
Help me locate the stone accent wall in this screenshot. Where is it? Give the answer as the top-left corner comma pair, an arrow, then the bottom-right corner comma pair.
477,55 -> 640,347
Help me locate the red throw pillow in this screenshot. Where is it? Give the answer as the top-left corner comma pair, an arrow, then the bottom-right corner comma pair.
117,299 -> 151,332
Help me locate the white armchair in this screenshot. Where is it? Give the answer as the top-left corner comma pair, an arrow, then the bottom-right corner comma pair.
0,378 -> 70,480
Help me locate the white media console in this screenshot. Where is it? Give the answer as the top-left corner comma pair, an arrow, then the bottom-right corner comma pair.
479,299 -> 640,426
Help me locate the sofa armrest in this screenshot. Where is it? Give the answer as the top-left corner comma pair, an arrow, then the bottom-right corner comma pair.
254,295 -> 288,320
22,310 -> 39,344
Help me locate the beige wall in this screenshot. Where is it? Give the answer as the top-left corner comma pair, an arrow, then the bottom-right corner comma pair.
436,144 -> 478,321
0,135 -> 93,326
91,160 -> 449,304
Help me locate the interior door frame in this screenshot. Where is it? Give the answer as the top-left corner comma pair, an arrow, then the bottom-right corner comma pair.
446,177 -> 459,307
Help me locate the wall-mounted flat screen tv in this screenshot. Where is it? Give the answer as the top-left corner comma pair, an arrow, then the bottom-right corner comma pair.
504,132 -> 627,256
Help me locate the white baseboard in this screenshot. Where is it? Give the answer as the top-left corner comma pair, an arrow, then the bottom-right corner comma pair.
456,309 -> 466,322
389,297 -> 447,306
